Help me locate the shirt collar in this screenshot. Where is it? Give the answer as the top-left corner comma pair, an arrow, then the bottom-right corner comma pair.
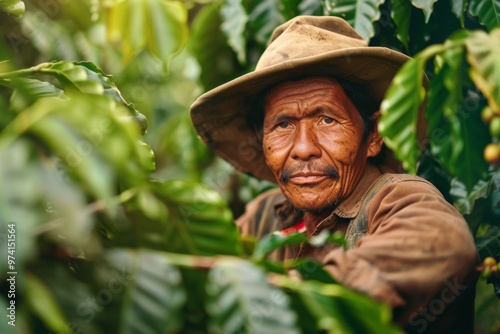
332,163 -> 383,219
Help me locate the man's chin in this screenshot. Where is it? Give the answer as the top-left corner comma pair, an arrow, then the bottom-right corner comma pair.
283,190 -> 340,214
293,202 -> 339,214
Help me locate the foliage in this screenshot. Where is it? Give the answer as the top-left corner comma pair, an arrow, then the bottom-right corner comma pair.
1,0 -> 500,333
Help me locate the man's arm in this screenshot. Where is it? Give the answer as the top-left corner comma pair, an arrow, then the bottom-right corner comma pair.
321,178 -> 478,332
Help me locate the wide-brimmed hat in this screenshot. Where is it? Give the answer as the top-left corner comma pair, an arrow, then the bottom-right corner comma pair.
190,15 -> 426,182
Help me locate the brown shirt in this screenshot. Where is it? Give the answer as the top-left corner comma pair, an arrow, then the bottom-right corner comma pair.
237,166 -> 478,333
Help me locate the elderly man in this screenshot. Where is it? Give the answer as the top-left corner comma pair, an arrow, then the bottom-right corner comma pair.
190,16 -> 478,333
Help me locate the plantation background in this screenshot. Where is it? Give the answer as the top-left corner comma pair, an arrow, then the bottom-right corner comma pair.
1,0 -> 500,333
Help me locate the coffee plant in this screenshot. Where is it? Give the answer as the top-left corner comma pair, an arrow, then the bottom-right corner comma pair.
1,0 -> 499,332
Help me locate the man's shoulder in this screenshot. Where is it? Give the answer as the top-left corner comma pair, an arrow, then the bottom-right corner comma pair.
378,172 -> 432,184
353,172 -> 449,220
364,173 -> 461,223
370,173 -> 439,195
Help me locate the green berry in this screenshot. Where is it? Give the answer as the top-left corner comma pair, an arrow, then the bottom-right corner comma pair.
490,117 -> 500,138
482,266 -> 492,279
482,105 -> 494,123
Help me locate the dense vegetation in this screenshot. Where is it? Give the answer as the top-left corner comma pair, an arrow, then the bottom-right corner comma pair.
1,0 -> 499,333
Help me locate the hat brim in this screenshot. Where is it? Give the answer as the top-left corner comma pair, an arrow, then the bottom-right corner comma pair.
190,47 -> 419,182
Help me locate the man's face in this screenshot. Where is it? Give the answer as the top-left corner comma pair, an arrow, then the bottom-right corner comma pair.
262,77 -> 381,212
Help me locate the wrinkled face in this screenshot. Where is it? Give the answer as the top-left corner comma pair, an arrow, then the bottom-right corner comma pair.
262,77 -> 382,212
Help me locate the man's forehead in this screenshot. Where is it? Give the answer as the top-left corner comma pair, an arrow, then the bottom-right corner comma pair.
265,76 -> 341,98
263,76 -> 352,113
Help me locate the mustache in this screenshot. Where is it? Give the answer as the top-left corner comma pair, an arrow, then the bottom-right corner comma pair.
280,163 -> 339,184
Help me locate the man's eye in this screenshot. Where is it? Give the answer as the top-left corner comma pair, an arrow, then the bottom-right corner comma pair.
277,121 -> 289,128
322,117 -> 335,124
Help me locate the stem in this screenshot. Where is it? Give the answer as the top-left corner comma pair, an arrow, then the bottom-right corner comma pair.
0,101 -> 55,150
34,187 -> 141,236
0,63 -> 51,79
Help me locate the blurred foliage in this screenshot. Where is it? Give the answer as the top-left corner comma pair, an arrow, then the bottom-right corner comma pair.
1,0 -> 500,333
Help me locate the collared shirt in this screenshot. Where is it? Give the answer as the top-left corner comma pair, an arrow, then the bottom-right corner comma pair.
236,165 -> 478,333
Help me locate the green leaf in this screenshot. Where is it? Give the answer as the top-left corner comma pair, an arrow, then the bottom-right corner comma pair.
0,90 -> 149,202
391,0 -> 412,49
411,0 -> 438,23
297,0 -> 324,16
288,279 -> 401,333
75,61 -> 149,133
1,78 -> 64,112
220,0 -> 248,64
469,0 -> 500,31
426,41 -> 489,189
431,37 -> 468,117
152,180 -> 243,256
292,258 -> 337,283
309,230 -> 346,248
147,0 -> 189,65
0,0 -> 24,18
280,0 -> 304,19
379,54 -> 428,173
424,32 -> 489,190
106,0 -> 188,67
325,0 -> 384,40
465,29 -> 500,110
450,0 -> 467,26
188,3 -> 243,90
0,142 -> 43,272
279,278 -> 399,333
252,232 -> 307,261
106,0 -> 145,60
0,61 -> 149,134
102,249 -> 186,334
430,96 -> 489,191
28,260 -> 102,333
476,226 -> 500,259
247,0 -> 285,44
450,177 -> 491,233
206,259 -> 299,334
136,139 -> 156,175
25,98 -> 116,201
156,112 -> 212,182
25,273 -> 68,333
0,139 -> 98,268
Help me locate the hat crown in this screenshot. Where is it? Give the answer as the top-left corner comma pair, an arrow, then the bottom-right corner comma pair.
256,16 -> 367,70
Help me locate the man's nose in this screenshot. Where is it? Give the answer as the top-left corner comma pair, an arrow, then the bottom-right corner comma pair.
290,124 -> 321,161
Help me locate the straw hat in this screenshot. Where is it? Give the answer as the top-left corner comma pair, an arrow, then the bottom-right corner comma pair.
190,15 -> 425,182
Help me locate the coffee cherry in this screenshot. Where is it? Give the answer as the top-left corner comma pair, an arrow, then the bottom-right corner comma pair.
484,144 -> 500,164
482,266 -> 492,279
482,105 -> 494,123
490,117 -> 500,138
484,256 -> 497,267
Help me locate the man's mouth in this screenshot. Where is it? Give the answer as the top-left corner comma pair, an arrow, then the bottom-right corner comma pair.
288,172 -> 328,185
280,165 -> 339,184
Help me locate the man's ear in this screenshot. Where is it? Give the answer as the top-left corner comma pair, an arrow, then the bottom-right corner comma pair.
367,111 -> 384,157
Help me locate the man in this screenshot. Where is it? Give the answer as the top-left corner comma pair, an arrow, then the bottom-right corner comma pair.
190,16 -> 478,333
